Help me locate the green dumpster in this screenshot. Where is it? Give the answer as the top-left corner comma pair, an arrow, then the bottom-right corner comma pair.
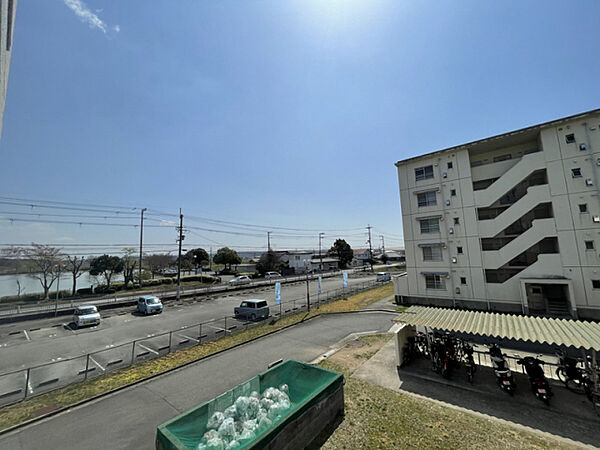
156,360 -> 344,450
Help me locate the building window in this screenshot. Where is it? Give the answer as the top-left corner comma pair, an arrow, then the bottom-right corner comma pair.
579,204 -> 588,213
457,246 -> 463,254
415,165 -> 434,182
422,246 -> 443,261
565,134 -> 576,144
585,240 -> 595,250
417,191 -> 437,207
493,154 -> 512,162
425,274 -> 445,290
460,277 -> 467,285
447,162 -> 453,169
419,218 -> 440,234
453,217 -> 460,225
593,280 -> 600,289
572,168 -> 582,178
450,189 -> 456,196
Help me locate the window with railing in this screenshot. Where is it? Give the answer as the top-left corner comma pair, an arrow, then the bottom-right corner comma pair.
419,218 -> 440,233
415,165 -> 434,182
422,246 -> 443,261
417,191 -> 436,207
425,274 -> 445,289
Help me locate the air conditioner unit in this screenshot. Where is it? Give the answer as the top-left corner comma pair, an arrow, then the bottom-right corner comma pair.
451,257 -> 457,263
455,287 -> 461,294
449,228 -> 454,234
593,216 -> 600,223
596,158 -> 600,166
443,172 -> 447,178
446,200 -> 451,206
586,178 -> 594,186
580,143 -> 587,151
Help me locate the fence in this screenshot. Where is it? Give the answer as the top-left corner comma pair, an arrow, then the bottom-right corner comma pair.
0,279 -> 381,407
0,268 -> 372,319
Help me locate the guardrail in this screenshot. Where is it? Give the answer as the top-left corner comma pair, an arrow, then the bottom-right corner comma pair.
0,279 -> 383,407
0,268 -> 372,320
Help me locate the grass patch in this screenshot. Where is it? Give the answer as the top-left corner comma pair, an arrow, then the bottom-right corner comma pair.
319,338 -> 575,449
0,283 -> 393,432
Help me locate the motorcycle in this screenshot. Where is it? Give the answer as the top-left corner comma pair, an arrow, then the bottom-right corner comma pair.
555,349 -> 592,397
517,355 -> 553,405
462,341 -> 476,384
489,344 -> 516,394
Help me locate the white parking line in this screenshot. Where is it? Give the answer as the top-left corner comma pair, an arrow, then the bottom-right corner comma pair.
89,355 -> 105,371
179,333 -> 199,342
207,324 -> 227,332
24,373 -> 33,394
23,330 -> 30,341
137,343 -> 159,355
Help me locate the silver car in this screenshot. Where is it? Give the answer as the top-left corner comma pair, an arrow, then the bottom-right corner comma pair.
229,275 -> 252,286
73,305 -> 101,329
234,299 -> 270,321
265,272 -> 282,280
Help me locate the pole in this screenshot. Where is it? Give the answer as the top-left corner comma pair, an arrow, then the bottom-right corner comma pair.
209,247 -> 213,271
306,273 -> 311,313
54,263 -> 61,317
318,232 -> 324,272
139,208 -> 147,287
267,232 -> 271,251
84,353 -> 91,380
380,235 -> 385,254
176,208 -> 184,300
367,224 -> 374,272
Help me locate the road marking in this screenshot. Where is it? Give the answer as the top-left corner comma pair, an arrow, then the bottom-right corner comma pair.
23,330 -> 30,341
105,344 -> 115,348
146,333 -> 155,338
207,324 -> 227,332
138,344 -> 159,355
179,333 -> 199,343
26,375 -> 33,394
89,355 -> 105,371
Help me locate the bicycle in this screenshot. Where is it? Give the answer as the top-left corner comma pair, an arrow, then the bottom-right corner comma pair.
555,349 -> 593,396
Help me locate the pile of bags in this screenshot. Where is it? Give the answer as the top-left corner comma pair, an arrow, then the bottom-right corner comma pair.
197,385 -> 291,450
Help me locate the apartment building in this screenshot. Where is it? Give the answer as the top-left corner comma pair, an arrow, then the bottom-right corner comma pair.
0,0 -> 17,140
394,109 -> 600,320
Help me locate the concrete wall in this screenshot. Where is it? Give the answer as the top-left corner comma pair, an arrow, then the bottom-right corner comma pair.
0,0 -> 17,141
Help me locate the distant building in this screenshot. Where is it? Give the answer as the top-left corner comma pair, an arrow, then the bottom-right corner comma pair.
0,0 -> 17,141
394,109 -> 600,320
310,257 -> 339,271
381,249 -> 405,262
277,250 -> 314,274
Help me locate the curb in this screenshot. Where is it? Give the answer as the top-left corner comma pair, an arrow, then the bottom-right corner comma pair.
0,309 -> 386,436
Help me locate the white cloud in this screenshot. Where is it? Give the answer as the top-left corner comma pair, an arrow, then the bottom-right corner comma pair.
64,0 -> 115,34
113,25 -> 120,33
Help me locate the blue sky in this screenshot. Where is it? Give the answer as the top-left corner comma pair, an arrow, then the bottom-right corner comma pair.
1,0 -> 599,256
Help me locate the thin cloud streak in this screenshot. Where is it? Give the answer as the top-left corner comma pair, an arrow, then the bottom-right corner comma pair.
64,0 -> 119,34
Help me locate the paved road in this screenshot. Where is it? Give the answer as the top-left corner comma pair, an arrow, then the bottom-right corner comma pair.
0,274 -> 377,403
0,311 -> 396,450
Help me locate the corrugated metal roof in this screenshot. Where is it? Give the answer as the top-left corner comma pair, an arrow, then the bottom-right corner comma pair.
394,306 -> 600,350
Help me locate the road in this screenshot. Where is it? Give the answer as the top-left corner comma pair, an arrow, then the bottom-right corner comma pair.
0,311 -> 396,450
0,274 -> 377,403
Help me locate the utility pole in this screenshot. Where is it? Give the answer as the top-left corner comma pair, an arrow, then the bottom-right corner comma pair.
176,209 -> 184,300
267,231 -> 271,252
318,232 -> 324,272
138,208 -> 147,287
380,235 -> 385,254
367,224 -> 374,272
306,272 -> 311,313
209,246 -> 213,271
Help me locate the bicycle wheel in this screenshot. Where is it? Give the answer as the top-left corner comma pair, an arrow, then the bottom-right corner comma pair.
556,367 -> 568,385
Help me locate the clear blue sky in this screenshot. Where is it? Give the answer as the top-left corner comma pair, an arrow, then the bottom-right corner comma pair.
1,0 -> 599,256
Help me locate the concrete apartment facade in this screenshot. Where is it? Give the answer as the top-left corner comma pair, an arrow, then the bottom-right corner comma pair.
393,109 -> 600,320
0,0 -> 17,140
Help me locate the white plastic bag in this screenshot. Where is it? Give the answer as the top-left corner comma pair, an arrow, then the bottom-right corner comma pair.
223,405 -> 237,419
257,416 -> 272,431
203,429 -> 220,442
218,417 -> 236,441
207,411 -> 225,430
205,437 -> 224,450
246,397 -> 260,419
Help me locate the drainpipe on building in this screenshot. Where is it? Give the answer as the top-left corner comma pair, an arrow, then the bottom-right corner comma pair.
437,158 -> 457,308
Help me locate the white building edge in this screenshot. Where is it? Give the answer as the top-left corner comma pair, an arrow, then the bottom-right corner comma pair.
393,108 -> 600,320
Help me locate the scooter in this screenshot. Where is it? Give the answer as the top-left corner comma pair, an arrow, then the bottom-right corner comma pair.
462,341 -> 476,384
517,355 -> 553,405
489,344 -> 516,394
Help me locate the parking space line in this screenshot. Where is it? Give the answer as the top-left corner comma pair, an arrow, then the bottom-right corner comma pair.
24,373 -> 33,394
89,355 -> 105,371
207,324 -> 227,332
138,344 -> 159,355
23,330 -> 30,341
179,333 -> 199,343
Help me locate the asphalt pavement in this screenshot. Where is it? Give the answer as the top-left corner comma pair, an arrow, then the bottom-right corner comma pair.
0,311 -> 396,450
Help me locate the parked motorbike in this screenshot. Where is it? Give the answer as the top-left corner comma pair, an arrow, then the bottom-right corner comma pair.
489,344 -> 516,394
517,355 -> 553,405
462,341 -> 476,383
555,348 -> 592,397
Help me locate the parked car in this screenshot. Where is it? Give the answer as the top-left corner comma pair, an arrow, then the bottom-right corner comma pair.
265,271 -> 282,280
73,305 -> 101,329
376,272 -> 391,282
234,299 -> 270,320
229,275 -> 252,286
137,295 -> 163,315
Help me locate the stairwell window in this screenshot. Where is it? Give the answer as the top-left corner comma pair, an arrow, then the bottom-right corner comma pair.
493,154 -> 512,162
417,191 -> 437,207
585,241 -> 595,250
453,217 -> 460,225
579,204 -> 588,213
415,165 -> 434,182
460,277 -> 467,285
572,168 -> 582,178
425,274 -> 445,290
420,218 -> 440,234
565,134 -> 576,144
593,280 -> 600,289
447,162 -> 453,169
422,246 -> 443,261
450,189 -> 456,196
457,246 -> 463,254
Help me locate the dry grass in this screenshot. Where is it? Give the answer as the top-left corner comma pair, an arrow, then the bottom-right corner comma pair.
319,336 -> 575,450
0,283 -> 394,431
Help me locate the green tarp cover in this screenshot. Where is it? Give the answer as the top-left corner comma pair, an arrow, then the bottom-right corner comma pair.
156,360 -> 343,450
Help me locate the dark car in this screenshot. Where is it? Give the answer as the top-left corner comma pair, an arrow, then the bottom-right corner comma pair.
234,299 -> 270,321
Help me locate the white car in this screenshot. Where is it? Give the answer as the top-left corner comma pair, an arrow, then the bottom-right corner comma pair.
73,305 -> 101,329
229,275 -> 252,286
376,272 -> 391,282
265,272 -> 282,280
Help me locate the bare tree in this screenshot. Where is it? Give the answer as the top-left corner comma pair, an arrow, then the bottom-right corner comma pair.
145,253 -> 174,278
121,248 -> 137,288
16,279 -> 23,297
66,255 -> 85,296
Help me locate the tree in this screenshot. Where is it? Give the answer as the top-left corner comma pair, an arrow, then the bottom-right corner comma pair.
145,253 -> 174,278
89,255 -> 124,290
121,248 -> 137,288
66,255 -> 85,296
181,248 -> 209,271
213,247 -> 241,270
256,250 -> 281,276
328,239 -> 353,269
2,244 -> 63,299
380,253 -> 389,265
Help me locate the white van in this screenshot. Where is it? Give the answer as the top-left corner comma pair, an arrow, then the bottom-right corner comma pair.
376,272 -> 391,282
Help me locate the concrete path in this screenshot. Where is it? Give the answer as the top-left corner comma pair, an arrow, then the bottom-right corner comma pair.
0,311 -> 395,450
353,339 -> 599,448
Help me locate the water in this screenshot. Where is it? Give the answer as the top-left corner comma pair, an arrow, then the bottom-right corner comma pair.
0,272 -> 124,298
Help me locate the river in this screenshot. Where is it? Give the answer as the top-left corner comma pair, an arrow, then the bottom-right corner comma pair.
0,272 -> 125,298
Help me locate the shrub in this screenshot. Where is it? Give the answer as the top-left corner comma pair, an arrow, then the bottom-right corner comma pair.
76,288 -> 93,295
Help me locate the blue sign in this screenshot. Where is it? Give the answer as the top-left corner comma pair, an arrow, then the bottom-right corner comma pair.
343,272 -> 348,288
318,276 -> 322,294
275,282 -> 281,304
